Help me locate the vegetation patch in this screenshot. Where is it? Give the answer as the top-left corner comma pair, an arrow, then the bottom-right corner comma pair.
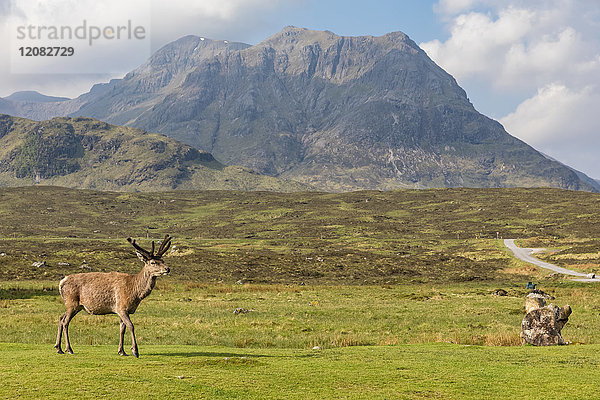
0,186 -> 598,283
2,280 -> 600,398
0,186 -> 599,398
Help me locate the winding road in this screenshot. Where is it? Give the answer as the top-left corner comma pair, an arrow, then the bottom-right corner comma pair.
504,239 -> 600,282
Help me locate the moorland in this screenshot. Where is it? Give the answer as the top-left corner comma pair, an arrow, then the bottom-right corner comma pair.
1,186 -> 599,399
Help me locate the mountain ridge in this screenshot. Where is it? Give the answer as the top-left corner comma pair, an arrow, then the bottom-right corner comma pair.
1,27 -> 598,192
4,91 -> 70,103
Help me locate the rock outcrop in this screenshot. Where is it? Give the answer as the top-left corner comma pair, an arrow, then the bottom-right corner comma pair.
524,290 -> 554,313
521,292 -> 571,346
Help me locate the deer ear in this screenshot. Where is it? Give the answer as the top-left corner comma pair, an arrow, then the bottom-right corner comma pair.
135,251 -> 147,262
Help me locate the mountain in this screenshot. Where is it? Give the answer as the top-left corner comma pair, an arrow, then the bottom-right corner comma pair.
0,98 -> 16,116
0,91 -> 79,121
3,27 -> 599,192
4,91 -> 70,103
0,114 -> 310,192
540,152 -> 600,193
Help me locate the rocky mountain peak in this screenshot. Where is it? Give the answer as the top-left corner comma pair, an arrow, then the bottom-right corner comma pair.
248,27 -> 424,84
1,27 -> 598,192
122,35 -> 251,91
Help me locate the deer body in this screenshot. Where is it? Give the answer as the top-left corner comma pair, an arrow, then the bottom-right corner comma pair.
54,235 -> 171,358
59,271 -> 156,315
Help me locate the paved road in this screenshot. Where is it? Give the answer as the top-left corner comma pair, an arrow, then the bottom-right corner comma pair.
504,239 -> 599,282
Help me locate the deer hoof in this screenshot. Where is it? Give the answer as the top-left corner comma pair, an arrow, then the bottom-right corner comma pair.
118,350 -> 129,356
55,347 -> 64,354
132,348 -> 139,358
66,348 -> 74,355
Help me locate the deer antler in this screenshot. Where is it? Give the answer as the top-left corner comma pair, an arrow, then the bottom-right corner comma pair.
155,235 -> 172,258
127,235 -> 171,260
127,237 -> 154,260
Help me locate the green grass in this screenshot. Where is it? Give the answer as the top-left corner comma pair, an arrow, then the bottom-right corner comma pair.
3,343 -> 600,399
1,280 -> 599,350
3,280 -> 600,399
1,186 -> 600,398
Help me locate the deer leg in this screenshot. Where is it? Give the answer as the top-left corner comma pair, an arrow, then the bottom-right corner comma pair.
117,318 -> 128,356
63,308 -> 81,354
118,312 -> 138,358
54,313 -> 66,354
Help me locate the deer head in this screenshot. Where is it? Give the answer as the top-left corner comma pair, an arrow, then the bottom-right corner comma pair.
127,234 -> 171,276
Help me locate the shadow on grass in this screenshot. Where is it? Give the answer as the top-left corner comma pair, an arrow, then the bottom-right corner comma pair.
147,351 -> 315,359
0,287 -> 58,300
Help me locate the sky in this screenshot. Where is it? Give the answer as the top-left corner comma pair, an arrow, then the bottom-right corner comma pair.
0,0 -> 599,179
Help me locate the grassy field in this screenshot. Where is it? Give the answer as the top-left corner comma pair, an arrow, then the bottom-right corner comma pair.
0,186 -> 599,283
2,280 -> 600,399
3,280 -> 599,349
1,186 -> 599,398
4,342 -> 600,399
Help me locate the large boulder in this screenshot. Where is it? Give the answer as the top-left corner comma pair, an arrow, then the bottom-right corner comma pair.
525,292 -> 547,313
521,304 -> 572,346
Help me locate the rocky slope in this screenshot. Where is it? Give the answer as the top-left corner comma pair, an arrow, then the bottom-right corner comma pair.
0,114 -> 310,192
2,27 -> 598,192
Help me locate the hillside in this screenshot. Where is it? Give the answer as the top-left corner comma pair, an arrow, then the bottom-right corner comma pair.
0,186 -> 598,283
1,185 -> 599,240
1,27 -> 598,192
0,114 -> 310,192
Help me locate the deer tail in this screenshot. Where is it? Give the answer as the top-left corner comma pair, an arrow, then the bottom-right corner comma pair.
58,276 -> 68,297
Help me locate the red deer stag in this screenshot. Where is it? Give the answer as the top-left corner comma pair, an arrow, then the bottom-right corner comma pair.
54,235 -> 172,358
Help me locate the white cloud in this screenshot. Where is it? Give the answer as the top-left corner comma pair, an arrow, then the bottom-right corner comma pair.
422,7 -> 536,84
421,4 -> 598,91
424,1 -> 600,178
434,0 -> 486,16
501,83 -> 600,178
7,0 -> 152,74
0,0 -> 301,97
0,0 -> 152,100
153,0 -> 280,21
501,84 -> 599,144
149,0 -> 304,50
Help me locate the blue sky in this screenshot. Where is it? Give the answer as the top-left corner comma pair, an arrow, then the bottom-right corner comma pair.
1,0 -> 599,179
249,0 -> 446,44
